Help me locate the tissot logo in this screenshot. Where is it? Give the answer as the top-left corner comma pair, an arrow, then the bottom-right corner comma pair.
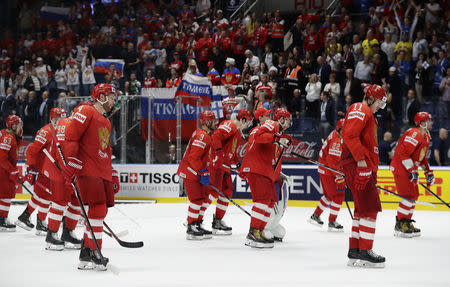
120,172 -> 179,184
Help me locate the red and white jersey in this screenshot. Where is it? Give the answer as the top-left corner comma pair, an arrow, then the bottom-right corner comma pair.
43,118 -> 72,182
25,123 -> 54,172
241,120 -> 281,181
318,129 -> 343,176
177,128 -> 211,181
64,105 -> 112,181
341,102 -> 380,173
143,77 -> 157,88
222,98 -> 239,120
0,129 -> 19,172
390,128 -> 431,176
210,120 -> 241,169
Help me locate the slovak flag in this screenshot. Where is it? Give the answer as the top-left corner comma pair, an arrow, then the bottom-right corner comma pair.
174,73 -> 213,107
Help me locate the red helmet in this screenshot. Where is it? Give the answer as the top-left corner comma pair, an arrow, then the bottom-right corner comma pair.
91,83 -> 117,101
6,115 -> 22,128
336,118 -> 345,130
50,108 -> 67,120
414,112 -> 431,127
254,107 -> 272,120
199,110 -> 216,125
365,84 -> 387,108
237,109 -> 253,121
273,108 -> 291,121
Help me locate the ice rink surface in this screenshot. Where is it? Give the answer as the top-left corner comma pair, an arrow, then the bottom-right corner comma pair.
1,202 -> 449,287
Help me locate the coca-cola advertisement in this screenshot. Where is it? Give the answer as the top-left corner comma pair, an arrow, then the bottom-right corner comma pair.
235,135 -> 321,163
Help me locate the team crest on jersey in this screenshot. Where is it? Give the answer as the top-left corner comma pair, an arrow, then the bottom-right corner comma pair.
98,127 -> 110,150
74,112 -> 86,124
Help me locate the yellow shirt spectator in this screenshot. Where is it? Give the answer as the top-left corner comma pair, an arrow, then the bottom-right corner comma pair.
362,38 -> 379,56
394,41 -> 413,61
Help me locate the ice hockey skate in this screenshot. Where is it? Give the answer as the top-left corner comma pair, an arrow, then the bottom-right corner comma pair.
61,227 -> 83,249
78,245 -> 108,271
212,215 -> 232,235
307,214 -> 324,227
35,215 -> 48,236
408,219 -> 421,237
347,248 -> 361,267
15,208 -> 34,231
45,230 -> 65,251
0,216 -> 16,232
358,249 -> 386,268
328,221 -> 344,232
394,217 -> 414,238
196,221 -> 212,239
245,228 -> 274,248
186,222 -> 204,240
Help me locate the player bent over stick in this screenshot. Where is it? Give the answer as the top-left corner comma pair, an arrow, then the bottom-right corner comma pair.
0,115 -> 23,231
16,108 -> 66,236
341,84 -> 387,268
197,109 -> 253,235
241,108 -> 292,248
177,111 -> 218,240
390,112 -> 434,238
308,119 -> 346,232
61,84 -> 119,271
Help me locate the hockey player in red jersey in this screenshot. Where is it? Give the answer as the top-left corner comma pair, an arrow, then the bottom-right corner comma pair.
197,109 -> 253,235
177,111 -> 218,240
390,112 -> 434,238
62,83 -> 118,271
241,108 -> 292,248
44,115 -> 83,250
0,115 -> 23,231
16,108 -> 67,236
308,118 -> 346,232
341,84 -> 387,268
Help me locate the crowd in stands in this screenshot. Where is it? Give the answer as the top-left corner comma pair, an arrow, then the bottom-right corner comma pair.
0,0 -> 448,164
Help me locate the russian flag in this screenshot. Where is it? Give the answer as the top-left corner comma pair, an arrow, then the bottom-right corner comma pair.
94,59 -> 125,76
174,73 -> 213,107
40,6 -> 71,26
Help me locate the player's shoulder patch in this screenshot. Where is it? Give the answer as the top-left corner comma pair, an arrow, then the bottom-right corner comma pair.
347,110 -> 365,121
73,111 -> 87,124
262,120 -> 276,131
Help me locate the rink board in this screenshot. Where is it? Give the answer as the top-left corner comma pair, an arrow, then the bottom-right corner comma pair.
13,164 -> 450,211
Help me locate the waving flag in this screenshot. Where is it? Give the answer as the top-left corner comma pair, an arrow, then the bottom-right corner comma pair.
174,73 -> 213,107
40,6 -> 71,25
93,59 -> 124,76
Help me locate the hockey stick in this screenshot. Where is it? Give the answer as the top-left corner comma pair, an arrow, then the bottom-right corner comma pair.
43,148 -> 141,249
209,184 -> 251,217
376,185 -> 436,207
290,152 -> 354,219
103,221 -> 144,248
419,183 -> 450,209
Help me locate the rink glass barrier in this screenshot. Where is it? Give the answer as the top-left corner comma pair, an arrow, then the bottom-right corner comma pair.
14,91 -> 450,211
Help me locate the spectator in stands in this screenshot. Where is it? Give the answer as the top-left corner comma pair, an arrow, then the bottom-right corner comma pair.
425,0 -> 441,27
337,94 -> 352,118
39,91 -> 53,126
326,44 -> 342,75
381,33 -> 396,66
430,128 -> 449,166
24,90 -> 40,135
15,89 -> 27,121
24,69 -> 42,95
289,88 -> 302,118
206,61 -> 221,86
439,67 -> 450,113
371,54 -> 387,85
395,50 -> 412,87
354,53 -> 373,83
0,70 -> 8,98
221,57 -> 241,85
305,73 -> 321,117
362,29 -> 379,57
156,60 -> 171,87
81,54 -> 96,97
341,44 -> 355,73
404,89 -> 421,128
318,91 -> 335,140
372,43 -> 388,70
434,50 -> 449,91
54,60 -> 67,94
127,73 -> 141,95
269,9 -> 285,53
414,53 -> 431,103
124,42 -> 140,79
394,32 -> 413,61
195,31 -> 213,75
323,73 -> 340,103
65,59 -> 80,96
253,90 -> 270,113
304,25 -> 323,58
379,131 -> 394,165
315,56 -> 331,86
245,49 -> 260,69
167,144 -> 177,164
302,51 -> 315,79
166,68 -> 181,88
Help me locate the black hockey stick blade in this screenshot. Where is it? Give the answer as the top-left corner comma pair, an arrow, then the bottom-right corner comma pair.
103,221 -> 144,248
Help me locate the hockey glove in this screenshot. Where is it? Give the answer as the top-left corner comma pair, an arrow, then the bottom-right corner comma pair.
274,134 -> 293,148
112,169 -> 120,194
408,170 -> 419,185
199,168 -> 210,186
425,170 -> 435,187
24,167 -> 39,185
8,168 -> 20,183
354,166 -> 371,191
212,149 -> 224,169
335,176 -> 346,193
62,157 -> 83,187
